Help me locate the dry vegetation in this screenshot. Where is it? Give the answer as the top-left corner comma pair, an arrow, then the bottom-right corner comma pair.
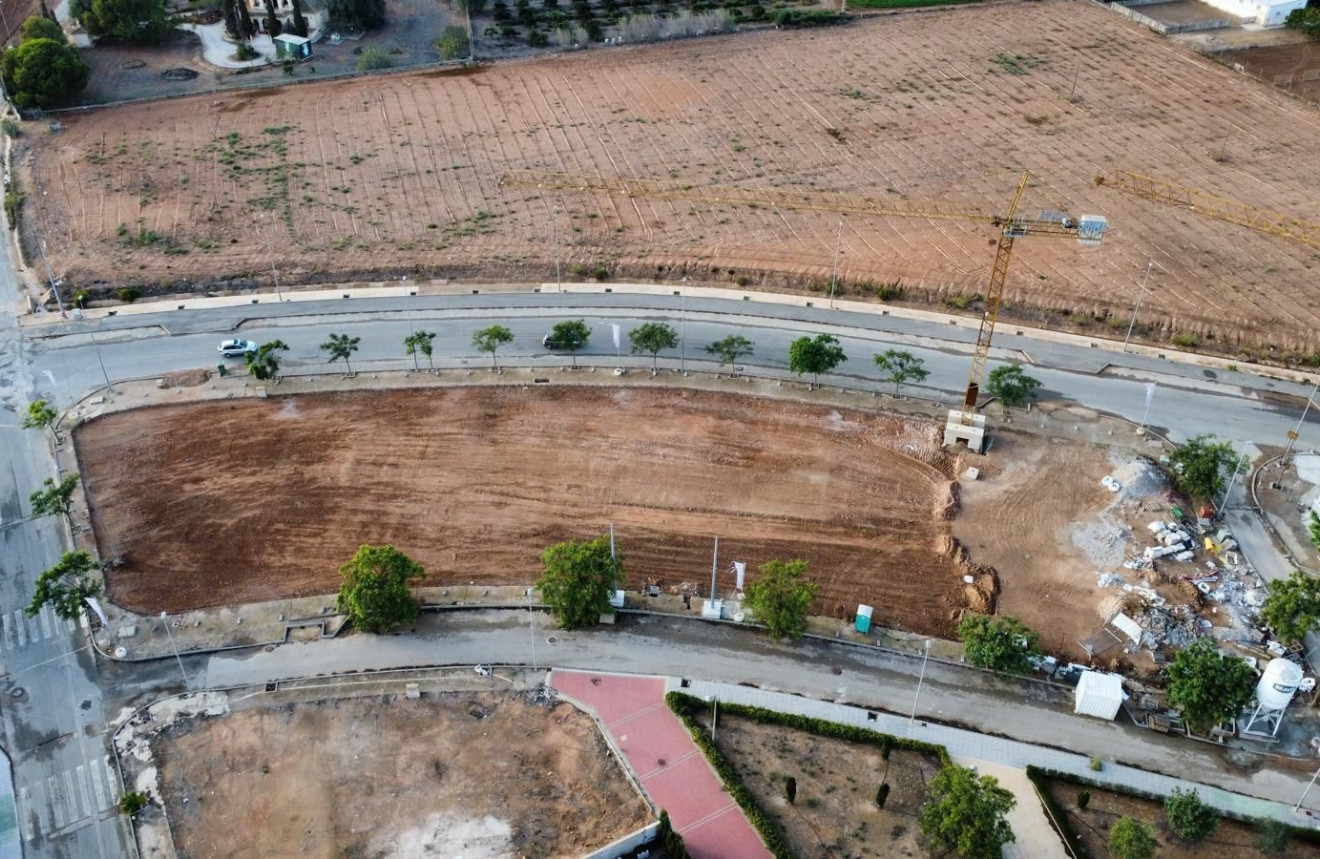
25,0 -> 1320,351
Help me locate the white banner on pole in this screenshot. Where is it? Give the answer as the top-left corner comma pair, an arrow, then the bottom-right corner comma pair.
85,596 -> 108,626
1144,382 -> 1156,409
611,324 -> 621,350
733,561 -> 746,591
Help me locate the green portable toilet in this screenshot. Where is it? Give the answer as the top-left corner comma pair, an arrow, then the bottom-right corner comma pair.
855,604 -> 873,634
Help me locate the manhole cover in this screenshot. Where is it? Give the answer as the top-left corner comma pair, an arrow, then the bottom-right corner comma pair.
161,68 -> 199,81
120,58 -> 146,70
264,645 -> 276,653
546,636 -> 556,644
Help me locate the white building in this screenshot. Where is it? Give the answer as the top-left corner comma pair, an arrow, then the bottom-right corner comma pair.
1199,0 -> 1305,27
247,0 -> 327,37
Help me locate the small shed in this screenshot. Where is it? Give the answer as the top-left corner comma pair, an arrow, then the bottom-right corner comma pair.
274,33 -> 312,60
1074,671 -> 1124,721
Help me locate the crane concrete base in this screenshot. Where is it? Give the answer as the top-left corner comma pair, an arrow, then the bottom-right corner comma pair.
942,410 -> 986,454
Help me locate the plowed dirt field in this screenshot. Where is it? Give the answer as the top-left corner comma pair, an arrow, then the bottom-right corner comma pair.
73,387 -> 986,636
26,0 -> 1320,350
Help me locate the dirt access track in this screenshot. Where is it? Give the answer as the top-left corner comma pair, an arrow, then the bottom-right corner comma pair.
26,0 -> 1320,351
74,387 -> 985,636
155,692 -> 651,858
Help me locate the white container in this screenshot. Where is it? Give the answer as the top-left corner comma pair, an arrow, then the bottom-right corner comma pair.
1075,671 -> 1124,720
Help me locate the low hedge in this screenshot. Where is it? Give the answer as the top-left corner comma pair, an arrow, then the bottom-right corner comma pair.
1024,766 -> 1090,858
665,692 -> 952,858
1026,766 -> 1320,850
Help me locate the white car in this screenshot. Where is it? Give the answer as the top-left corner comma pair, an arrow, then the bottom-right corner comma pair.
217,339 -> 257,358
474,664 -> 492,677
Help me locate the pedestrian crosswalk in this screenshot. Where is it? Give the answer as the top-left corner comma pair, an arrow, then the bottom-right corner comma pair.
18,756 -> 119,841
0,606 -> 76,652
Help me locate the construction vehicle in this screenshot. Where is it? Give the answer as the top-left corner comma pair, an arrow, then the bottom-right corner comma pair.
500,170 -> 1107,452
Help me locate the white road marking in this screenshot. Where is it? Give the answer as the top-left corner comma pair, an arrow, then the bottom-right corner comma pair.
89,758 -> 108,812
2,612 -> 14,651
39,606 -> 53,640
14,612 -> 26,648
75,765 -> 92,823
25,613 -> 40,646
64,769 -> 83,823
18,786 -> 33,842
47,776 -> 64,830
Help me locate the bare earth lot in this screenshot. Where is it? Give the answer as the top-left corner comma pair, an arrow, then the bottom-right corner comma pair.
75,387 -> 983,635
703,711 -> 941,858
156,692 -> 650,858
1222,41 -> 1320,107
26,0 -> 1320,349
1041,776 -> 1320,859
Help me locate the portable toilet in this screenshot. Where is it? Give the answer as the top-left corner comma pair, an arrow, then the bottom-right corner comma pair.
855,604 -> 873,634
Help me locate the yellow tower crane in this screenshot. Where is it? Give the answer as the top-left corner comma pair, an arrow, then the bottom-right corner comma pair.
1095,170 -> 1320,252
500,170 -> 1108,452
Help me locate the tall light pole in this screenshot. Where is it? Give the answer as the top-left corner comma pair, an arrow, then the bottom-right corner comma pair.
527,589 -> 538,672
708,695 -> 719,741
1122,260 -> 1155,353
160,611 -> 192,693
1283,376 -> 1320,463
88,328 -> 114,394
258,214 -> 284,302
679,287 -> 687,375
828,220 -> 843,310
1219,443 -> 1250,517
1298,756 -> 1320,812
909,640 -> 932,725
37,240 -> 65,317
552,204 -> 562,293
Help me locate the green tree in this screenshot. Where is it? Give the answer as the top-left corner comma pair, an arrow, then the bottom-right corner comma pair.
290,0 -> 309,36
985,364 -> 1041,415
873,348 -> 928,397
743,559 -> 818,641
918,764 -> 1016,859
957,614 -> 1041,674
785,776 -> 797,804
21,399 -> 58,433
1168,434 -> 1246,505
1108,816 -> 1158,859
1310,510 -> 1320,551
1256,817 -> 1291,855
787,333 -> 846,389
325,0 -> 385,30
1261,570 -> 1320,646
321,332 -> 361,374
1286,7 -> 1320,37
472,324 -> 514,371
263,0 -> 281,36
30,473 -> 80,522
705,334 -> 753,377
246,339 -> 288,382
1167,637 -> 1255,734
1164,788 -> 1219,842
436,23 -> 469,59
538,535 -> 620,629
118,791 -> 149,815
628,321 -> 679,372
27,549 -> 101,620
336,544 -> 425,633
0,37 -> 88,108
71,0 -> 175,43
237,0 -> 255,37
404,330 -> 437,372
549,319 -> 591,368
21,14 -> 65,41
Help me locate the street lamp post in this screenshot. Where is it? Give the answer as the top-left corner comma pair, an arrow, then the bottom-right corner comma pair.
160,611 -> 192,693
1298,759 -> 1320,812
552,204 -> 562,293
527,589 -> 538,672
1219,444 -> 1250,517
829,220 -> 843,310
1283,376 -> 1320,463
708,695 -> 719,741
258,214 -> 284,302
88,328 -> 114,394
1122,260 -> 1156,353
679,288 -> 687,375
909,640 -> 932,726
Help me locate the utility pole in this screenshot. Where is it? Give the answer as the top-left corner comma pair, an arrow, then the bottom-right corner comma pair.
679,287 -> 687,375
160,612 -> 192,692
1283,376 -> 1320,463
1122,260 -> 1155,353
1218,444 -> 1249,517
909,640 -> 931,725
1069,62 -> 1080,102
552,204 -> 562,293
828,220 -> 843,310
527,588 -> 538,672
258,213 -> 283,301
37,241 -> 65,317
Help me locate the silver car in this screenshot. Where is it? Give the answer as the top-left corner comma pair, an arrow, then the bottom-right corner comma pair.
217,339 -> 257,358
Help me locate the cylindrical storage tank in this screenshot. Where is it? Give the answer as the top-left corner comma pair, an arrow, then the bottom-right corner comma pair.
1257,659 -> 1304,711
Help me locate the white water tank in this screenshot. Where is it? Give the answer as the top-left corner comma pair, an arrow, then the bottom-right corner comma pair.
1257,659 -> 1304,711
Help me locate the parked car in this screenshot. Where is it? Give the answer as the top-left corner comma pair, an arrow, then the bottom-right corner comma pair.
541,333 -> 565,350
217,339 -> 257,358
474,664 -> 493,677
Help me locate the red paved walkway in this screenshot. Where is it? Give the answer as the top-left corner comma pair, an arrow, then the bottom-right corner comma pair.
552,670 -> 771,859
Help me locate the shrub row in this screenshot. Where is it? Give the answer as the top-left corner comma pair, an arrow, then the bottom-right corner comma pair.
1023,766 -> 1089,858
1025,766 -> 1320,850
665,691 -> 952,858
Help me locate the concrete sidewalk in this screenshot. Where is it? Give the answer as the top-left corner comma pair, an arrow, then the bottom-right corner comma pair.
687,679 -> 1320,829
552,670 -> 769,859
